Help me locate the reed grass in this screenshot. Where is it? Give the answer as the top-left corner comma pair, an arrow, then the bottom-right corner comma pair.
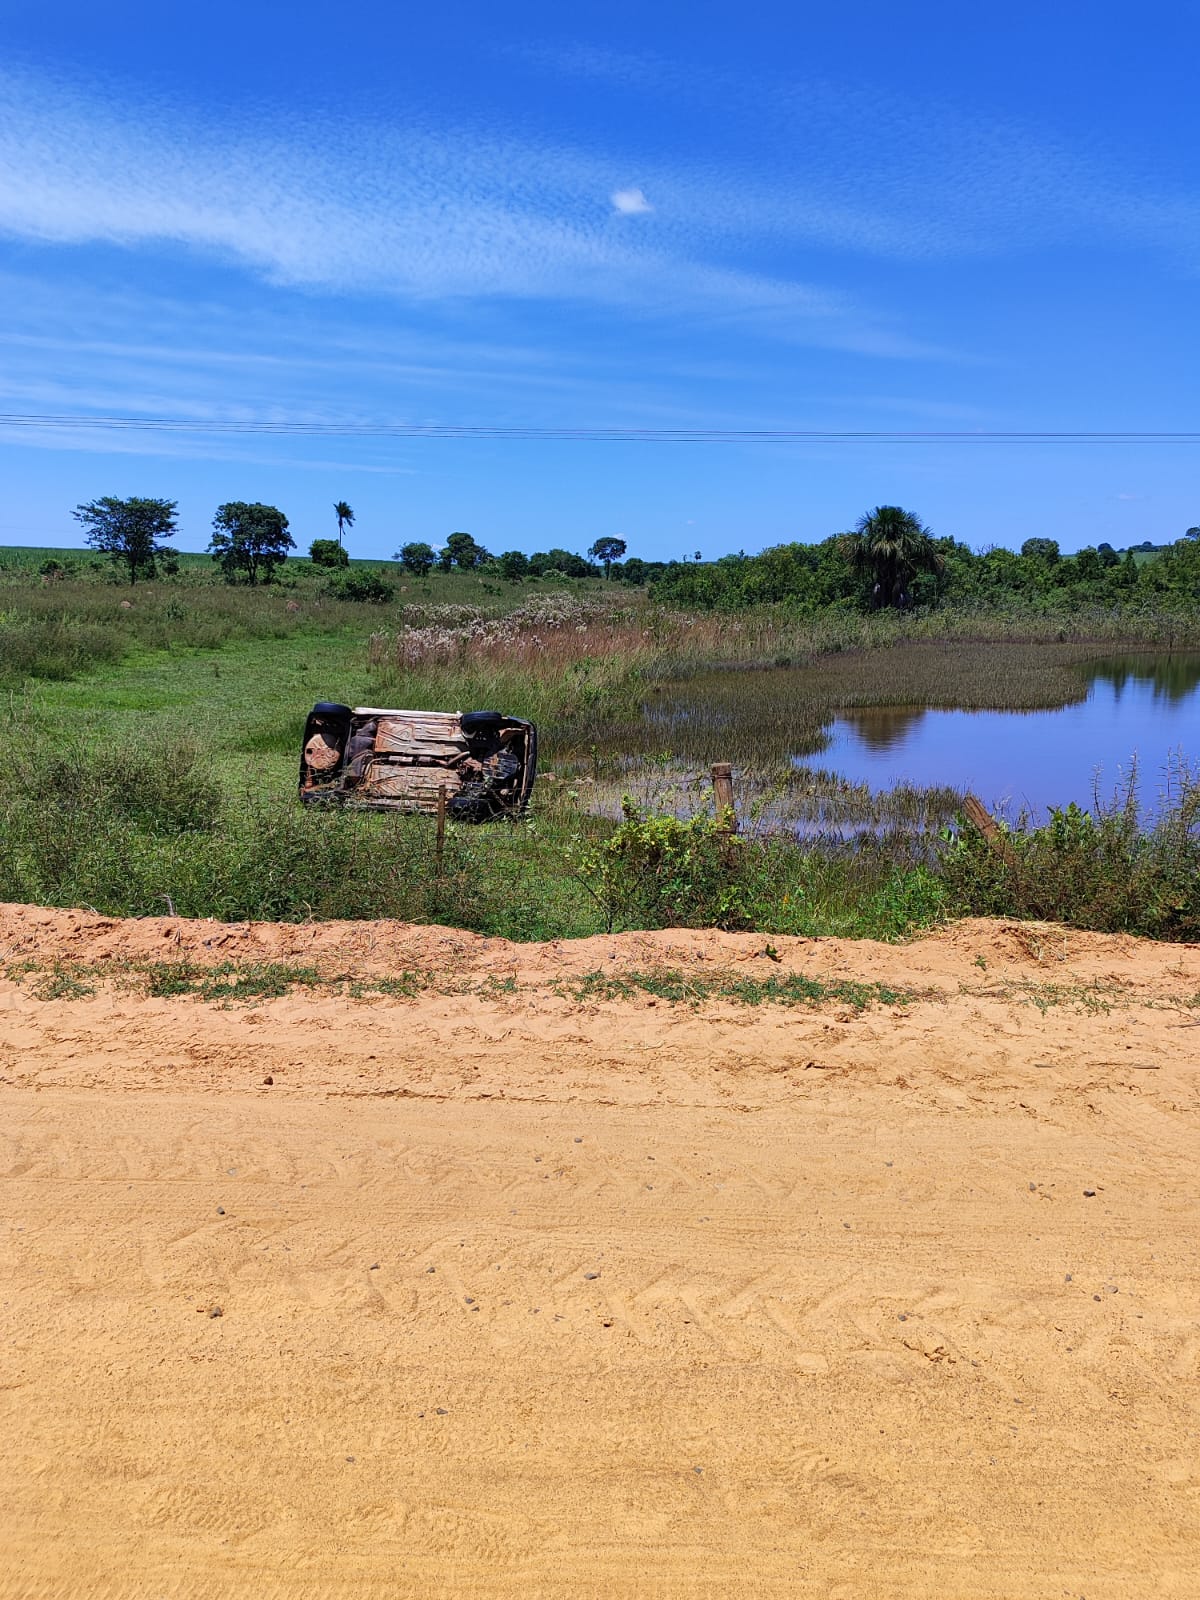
367,597 -> 1200,761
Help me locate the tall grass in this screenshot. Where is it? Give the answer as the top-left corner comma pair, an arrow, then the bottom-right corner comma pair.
367,596 -> 1200,754
941,758 -> 1200,940
0,580 -> 325,687
0,729 -> 947,940
4,724 -> 1197,942
0,563 -> 609,691
367,601 -> 1200,835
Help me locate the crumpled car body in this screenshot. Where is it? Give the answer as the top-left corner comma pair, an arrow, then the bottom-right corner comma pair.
299,704 -> 537,822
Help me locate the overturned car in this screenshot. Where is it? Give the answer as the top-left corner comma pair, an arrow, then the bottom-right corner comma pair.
299,704 -> 537,822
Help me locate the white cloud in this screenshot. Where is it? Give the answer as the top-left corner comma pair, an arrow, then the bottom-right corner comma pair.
611,187 -> 653,216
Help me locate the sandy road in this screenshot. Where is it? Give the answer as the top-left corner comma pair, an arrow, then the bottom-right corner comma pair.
1,906 -> 1198,1597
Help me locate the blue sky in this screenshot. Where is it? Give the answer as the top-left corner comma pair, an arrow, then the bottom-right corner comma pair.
1,0 -> 1197,559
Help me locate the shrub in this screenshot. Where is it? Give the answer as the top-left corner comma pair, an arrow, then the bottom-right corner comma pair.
12,735 -> 222,836
938,769 -> 1200,940
396,541 -> 436,576
0,617 -> 126,685
0,734 -> 224,910
327,570 -> 396,604
570,800 -> 751,931
309,539 -> 350,569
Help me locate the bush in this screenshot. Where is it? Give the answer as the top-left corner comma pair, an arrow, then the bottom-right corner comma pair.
10,733 -> 221,834
0,718 -> 947,941
571,801 -> 751,931
0,617 -> 126,685
309,539 -> 350,569
327,570 -> 396,604
0,734 -> 225,909
938,771 -> 1200,940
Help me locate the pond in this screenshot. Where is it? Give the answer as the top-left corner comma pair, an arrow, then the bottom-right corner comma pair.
818,655 -> 1200,821
643,650 -> 1200,827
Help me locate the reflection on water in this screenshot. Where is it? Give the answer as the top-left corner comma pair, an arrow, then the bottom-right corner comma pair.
813,655 -> 1200,821
1086,653 -> 1200,703
836,706 -> 930,752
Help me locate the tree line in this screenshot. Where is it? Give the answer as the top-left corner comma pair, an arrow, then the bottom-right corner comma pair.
70,496 -> 633,588
392,532 -> 628,580
652,509 -> 1200,612
68,493 -> 1198,612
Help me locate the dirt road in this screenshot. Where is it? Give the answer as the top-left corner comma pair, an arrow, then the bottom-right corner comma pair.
1,905 -> 1198,1597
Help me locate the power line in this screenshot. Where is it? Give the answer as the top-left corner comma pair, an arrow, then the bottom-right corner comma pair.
0,412 -> 1197,443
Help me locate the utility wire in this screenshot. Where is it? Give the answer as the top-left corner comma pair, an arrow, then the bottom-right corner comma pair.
0,412 -> 1197,443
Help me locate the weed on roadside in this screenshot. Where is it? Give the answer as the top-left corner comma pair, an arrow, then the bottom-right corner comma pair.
960,978 -> 1119,1015
144,961 -> 323,1002
555,967 -> 922,1012
29,965 -> 96,1002
5,953 -> 919,1013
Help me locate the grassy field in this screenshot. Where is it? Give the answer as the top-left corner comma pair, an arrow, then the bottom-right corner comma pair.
3,551 -> 1199,941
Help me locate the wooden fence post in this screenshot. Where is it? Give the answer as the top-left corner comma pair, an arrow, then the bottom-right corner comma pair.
963,793 -> 1017,866
435,784 -> 448,874
711,763 -> 737,833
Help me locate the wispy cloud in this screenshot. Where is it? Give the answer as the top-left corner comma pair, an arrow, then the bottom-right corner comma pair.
0,415 -> 414,472
0,64 -> 942,357
0,270 -> 926,458
521,43 -> 1200,269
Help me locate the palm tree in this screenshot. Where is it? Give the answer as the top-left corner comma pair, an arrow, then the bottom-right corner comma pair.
843,505 -> 945,609
334,501 -> 355,546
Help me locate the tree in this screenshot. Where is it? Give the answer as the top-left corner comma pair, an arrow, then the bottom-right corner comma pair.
1021,537 -> 1060,565
497,550 -> 530,582
529,548 -> 596,579
310,538 -> 349,569
334,501 -> 355,546
209,502 -> 295,585
396,541 -> 436,576
588,536 -> 627,578
1072,546 -> 1104,584
72,496 -> 178,585
842,505 -> 945,609
444,531 -> 489,569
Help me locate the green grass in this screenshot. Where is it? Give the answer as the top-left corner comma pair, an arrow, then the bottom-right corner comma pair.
0,555 -> 613,699
144,960 -> 323,1002
0,722 -> 951,940
31,967 -> 97,1002
4,954 -> 920,1012
555,968 -> 920,1010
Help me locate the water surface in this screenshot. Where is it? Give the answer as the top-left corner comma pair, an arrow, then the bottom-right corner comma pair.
809,654 -> 1200,820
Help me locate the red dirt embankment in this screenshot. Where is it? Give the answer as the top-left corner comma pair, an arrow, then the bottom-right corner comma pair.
1,904 -> 1197,1598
